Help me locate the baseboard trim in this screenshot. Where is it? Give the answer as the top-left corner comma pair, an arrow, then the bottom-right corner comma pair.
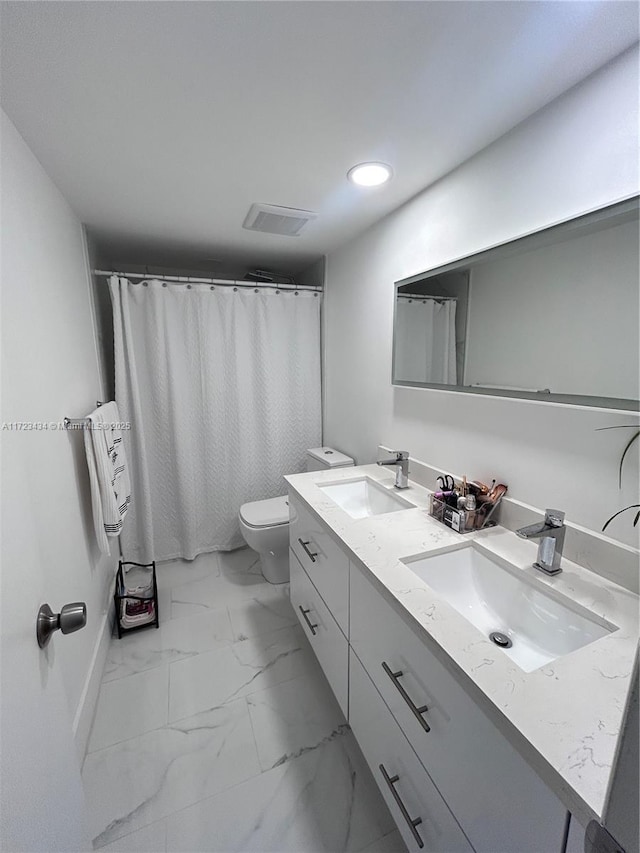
73,599 -> 114,762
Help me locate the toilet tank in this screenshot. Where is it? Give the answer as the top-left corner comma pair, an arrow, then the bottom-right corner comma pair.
306,447 -> 354,472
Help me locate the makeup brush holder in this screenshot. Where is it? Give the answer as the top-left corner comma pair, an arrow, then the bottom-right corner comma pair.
429,493 -> 502,534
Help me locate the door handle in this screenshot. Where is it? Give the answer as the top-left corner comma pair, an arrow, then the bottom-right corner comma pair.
37,602 -> 87,648
298,606 -> 318,636
379,764 -> 424,848
382,661 -> 430,732
297,538 -> 318,563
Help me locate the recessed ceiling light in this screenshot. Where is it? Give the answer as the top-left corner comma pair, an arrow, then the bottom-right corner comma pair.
347,162 -> 393,187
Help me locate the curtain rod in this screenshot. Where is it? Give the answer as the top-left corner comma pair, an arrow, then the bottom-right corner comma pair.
93,270 -> 322,293
397,293 -> 458,301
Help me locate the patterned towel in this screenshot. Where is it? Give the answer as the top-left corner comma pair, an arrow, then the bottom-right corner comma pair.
84,401 -> 131,554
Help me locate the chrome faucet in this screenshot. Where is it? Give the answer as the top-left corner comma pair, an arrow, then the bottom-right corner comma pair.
377,449 -> 410,489
516,509 -> 566,575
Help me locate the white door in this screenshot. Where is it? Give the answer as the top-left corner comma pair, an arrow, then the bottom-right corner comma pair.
1,444 -> 90,852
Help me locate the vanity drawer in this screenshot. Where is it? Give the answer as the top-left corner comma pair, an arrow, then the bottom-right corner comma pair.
350,563 -> 568,853
290,548 -> 348,717
289,495 -> 349,636
349,649 -> 473,853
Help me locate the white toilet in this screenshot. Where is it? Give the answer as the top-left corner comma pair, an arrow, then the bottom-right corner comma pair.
239,447 -> 354,584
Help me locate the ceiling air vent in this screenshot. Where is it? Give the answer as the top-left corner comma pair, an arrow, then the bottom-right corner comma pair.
242,203 -> 316,237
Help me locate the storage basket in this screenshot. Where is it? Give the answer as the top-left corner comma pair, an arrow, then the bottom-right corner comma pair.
114,560 -> 159,638
429,493 -> 503,534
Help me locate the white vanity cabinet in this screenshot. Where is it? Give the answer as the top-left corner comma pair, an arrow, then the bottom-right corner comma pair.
565,815 -> 586,853
289,496 -> 349,635
287,489 -> 571,853
289,548 -> 349,716
350,649 -> 474,853
350,563 -> 569,853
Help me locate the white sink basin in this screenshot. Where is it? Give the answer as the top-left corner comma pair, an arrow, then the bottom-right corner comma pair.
319,477 -> 414,519
402,545 -> 617,672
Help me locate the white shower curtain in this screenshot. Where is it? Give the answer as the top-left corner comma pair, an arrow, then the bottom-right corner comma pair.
394,298 -> 457,384
110,276 -> 322,563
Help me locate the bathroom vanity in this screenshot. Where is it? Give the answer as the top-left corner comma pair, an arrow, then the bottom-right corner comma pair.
285,465 -> 639,853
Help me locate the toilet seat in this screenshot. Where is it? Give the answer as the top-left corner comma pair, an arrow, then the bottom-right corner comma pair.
239,495 -> 289,529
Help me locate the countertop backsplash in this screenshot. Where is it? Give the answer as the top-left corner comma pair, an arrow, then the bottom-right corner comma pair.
393,454 -> 639,595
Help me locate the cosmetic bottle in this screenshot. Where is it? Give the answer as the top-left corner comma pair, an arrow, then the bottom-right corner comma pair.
465,494 -> 476,529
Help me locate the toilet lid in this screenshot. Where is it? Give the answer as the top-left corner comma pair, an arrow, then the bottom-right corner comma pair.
240,495 -> 290,528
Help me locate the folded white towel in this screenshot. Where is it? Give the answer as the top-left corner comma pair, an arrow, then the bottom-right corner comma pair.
84,401 -> 132,554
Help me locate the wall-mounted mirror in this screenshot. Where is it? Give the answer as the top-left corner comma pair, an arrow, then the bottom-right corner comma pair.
392,197 -> 639,411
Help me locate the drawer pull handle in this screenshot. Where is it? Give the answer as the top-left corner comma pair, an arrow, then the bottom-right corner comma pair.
297,538 -> 318,562
382,661 -> 431,733
379,763 -> 424,849
299,606 -> 318,636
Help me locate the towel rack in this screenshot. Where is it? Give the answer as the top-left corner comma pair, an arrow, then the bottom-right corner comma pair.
63,401 -> 107,429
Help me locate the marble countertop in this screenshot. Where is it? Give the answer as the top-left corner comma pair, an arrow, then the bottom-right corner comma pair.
285,464 -> 639,825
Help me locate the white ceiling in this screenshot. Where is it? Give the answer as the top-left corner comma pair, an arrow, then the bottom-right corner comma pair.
1,1 -> 638,276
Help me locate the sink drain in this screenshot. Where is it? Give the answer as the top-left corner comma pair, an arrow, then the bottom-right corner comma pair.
489,631 -> 512,649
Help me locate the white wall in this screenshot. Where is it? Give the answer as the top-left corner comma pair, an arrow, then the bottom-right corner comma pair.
299,256 -> 326,289
87,237 -> 116,399
324,46 -> 639,548
1,111 -> 117,749
465,218 -> 639,400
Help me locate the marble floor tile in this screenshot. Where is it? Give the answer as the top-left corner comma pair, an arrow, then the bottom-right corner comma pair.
170,565 -> 275,620
216,550 -> 291,600
217,546 -> 262,576
97,819 -> 167,853
88,666 -> 169,753
168,624 -> 311,722
104,608 -> 235,682
84,699 -> 260,848
164,734 -> 396,853
156,585 -> 173,625
226,586 -> 296,641
87,551 -> 397,853
247,661 -> 347,771
156,552 -> 220,590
